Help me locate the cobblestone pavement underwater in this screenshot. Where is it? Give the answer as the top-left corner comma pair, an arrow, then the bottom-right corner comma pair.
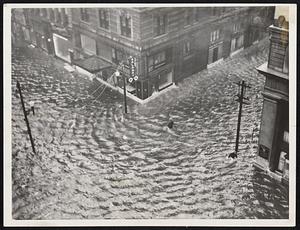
11,40 -> 288,219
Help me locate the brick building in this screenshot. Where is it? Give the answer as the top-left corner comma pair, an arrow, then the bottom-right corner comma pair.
255,7 -> 289,185
71,6 -> 274,101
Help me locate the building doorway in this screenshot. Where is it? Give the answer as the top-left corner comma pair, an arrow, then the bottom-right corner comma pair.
212,47 -> 219,63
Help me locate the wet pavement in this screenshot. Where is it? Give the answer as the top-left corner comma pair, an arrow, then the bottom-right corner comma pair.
11,40 -> 288,220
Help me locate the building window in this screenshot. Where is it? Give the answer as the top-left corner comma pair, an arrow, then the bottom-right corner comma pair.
61,9 -> 69,27
233,23 -> 240,33
80,8 -> 89,22
112,48 -> 126,64
148,51 -> 167,72
183,41 -> 192,57
41,9 -> 48,17
98,9 -> 109,29
35,8 -> 40,16
210,29 -> 220,42
185,8 -> 193,26
97,42 -> 112,61
56,9 -> 62,25
120,14 -> 131,38
49,8 -> 55,22
155,14 -> 167,36
80,34 -> 96,55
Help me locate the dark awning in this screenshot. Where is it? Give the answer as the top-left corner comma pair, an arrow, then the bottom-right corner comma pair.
74,55 -> 112,74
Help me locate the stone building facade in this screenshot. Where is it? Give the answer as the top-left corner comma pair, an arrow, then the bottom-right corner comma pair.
71,6 -> 275,100
256,8 -> 289,185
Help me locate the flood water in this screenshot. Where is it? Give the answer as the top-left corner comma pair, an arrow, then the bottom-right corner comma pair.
11,41 -> 289,220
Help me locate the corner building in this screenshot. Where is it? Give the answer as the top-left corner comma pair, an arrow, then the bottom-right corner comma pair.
71,7 -> 274,100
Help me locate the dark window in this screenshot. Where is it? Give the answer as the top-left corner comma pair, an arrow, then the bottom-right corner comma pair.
61,9 -> 69,27
120,14 -> 131,37
80,8 -> 89,22
56,9 -> 62,24
49,9 -> 55,22
99,9 -> 109,29
155,14 -> 167,36
112,48 -> 126,64
185,8 -> 193,26
212,47 -> 219,62
183,41 -> 192,56
210,29 -> 220,42
148,50 -> 168,72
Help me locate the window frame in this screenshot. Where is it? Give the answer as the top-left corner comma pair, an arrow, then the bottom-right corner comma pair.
80,8 -> 90,23
98,9 -> 110,30
155,14 -> 167,37
120,14 -> 132,38
147,50 -> 167,72
210,29 -> 220,42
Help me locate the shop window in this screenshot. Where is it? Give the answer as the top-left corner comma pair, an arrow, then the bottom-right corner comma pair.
99,9 -> 109,30
148,51 -> 167,72
112,48 -> 126,64
210,29 -> 220,42
120,14 -> 131,38
183,41 -> 192,57
80,34 -> 96,55
155,14 -> 167,36
80,8 -> 89,22
97,42 -> 112,61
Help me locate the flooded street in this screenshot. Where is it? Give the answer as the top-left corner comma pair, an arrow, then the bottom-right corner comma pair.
11,40 -> 288,220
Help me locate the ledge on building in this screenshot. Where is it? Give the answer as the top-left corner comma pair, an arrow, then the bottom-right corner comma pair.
256,62 -> 288,81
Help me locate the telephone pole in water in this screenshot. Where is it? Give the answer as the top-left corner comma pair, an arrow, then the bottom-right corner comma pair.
16,81 -> 36,154
235,80 -> 251,153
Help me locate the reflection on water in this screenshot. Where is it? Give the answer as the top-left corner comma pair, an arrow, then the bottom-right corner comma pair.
11,44 -> 288,220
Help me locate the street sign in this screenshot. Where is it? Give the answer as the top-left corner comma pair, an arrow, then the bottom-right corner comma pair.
128,56 -> 137,79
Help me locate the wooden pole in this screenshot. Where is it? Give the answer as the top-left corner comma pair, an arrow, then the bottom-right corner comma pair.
16,81 -> 36,154
235,80 -> 245,153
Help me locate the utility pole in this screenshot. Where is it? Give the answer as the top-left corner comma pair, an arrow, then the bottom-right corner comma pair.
234,80 -> 251,154
115,57 -> 138,114
16,81 -> 36,154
